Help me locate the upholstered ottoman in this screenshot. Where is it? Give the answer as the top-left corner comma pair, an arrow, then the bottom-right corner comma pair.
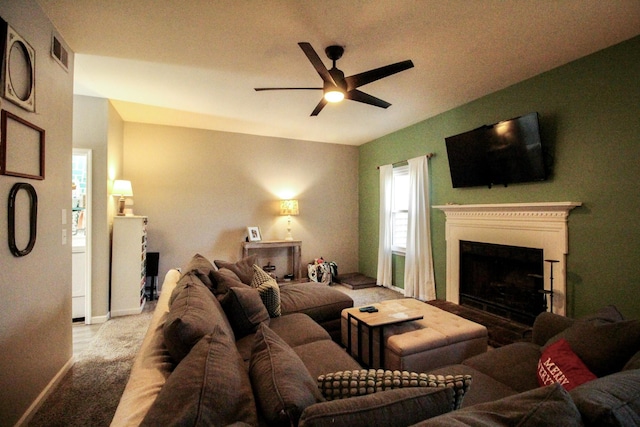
341,298 -> 488,372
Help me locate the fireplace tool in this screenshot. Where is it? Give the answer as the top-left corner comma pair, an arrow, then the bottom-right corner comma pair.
539,259 -> 558,313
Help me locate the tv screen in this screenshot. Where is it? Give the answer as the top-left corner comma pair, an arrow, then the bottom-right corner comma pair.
445,112 -> 546,188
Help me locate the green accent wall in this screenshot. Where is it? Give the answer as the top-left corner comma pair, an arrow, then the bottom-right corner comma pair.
359,36 -> 640,318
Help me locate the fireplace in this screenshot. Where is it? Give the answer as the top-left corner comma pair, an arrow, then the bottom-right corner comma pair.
433,202 -> 582,316
460,240 -> 544,325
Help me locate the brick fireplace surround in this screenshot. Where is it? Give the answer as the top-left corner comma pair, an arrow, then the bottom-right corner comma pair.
434,202 -> 582,316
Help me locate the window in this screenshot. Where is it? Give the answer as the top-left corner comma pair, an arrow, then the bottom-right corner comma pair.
391,165 -> 409,253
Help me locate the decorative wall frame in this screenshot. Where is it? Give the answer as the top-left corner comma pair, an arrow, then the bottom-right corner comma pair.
1,109 -> 45,180
2,22 -> 36,112
8,182 -> 38,257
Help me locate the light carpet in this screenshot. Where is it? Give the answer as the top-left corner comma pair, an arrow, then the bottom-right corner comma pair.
29,308 -> 154,427
27,285 -> 399,426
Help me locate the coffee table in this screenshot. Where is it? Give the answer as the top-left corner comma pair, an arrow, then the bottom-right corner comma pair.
342,299 -> 488,372
346,303 -> 424,369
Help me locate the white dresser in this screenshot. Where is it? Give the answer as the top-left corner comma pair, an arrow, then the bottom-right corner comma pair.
111,216 -> 148,317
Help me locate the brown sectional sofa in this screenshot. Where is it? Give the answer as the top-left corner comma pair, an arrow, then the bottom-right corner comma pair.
112,253 -> 640,426
420,306 -> 640,426
111,255 -> 467,426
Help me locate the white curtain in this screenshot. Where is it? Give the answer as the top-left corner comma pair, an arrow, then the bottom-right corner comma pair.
404,156 -> 436,300
376,164 -> 393,287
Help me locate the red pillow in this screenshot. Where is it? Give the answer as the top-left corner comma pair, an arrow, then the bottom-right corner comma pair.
538,338 -> 597,391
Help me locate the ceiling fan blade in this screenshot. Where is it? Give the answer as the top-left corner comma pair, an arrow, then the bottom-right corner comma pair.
346,89 -> 391,108
310,98 -> 328,116
255,87 -> 322,91
298,42 -> 336,86
345,60 -> 414,90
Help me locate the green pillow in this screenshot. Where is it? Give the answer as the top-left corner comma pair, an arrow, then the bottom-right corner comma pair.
250,323 -> 324,426
317,369 -> 471,409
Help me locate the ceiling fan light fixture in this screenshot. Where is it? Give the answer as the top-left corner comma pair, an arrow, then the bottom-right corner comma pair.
324,89 -> 345,103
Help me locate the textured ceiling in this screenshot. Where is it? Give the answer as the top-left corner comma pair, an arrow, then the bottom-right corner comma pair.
37,0 -> 640,145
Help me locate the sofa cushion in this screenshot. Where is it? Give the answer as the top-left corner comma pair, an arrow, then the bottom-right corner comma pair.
179,253 -> 217,292
623,350 -> 640,371
140,329 -> 258,426
251,265 -> 282,317
462,342 -> 541,392
413,383 -> 583,427
570,369 -> 640,427
317,369 -> 471,410
292,340 -> 362,380
220,286 -> 270,339
543,319 -> 640,377
214,255 -> 258,285
209,267 -> 248,298
163,274 -> 234,362
250,323 -> 325,426
538,338 -> 597,391
299,387 -> 455,427
280,282 -> 353,323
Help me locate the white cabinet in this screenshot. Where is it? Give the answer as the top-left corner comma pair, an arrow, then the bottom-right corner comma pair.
111,216 -> 147,317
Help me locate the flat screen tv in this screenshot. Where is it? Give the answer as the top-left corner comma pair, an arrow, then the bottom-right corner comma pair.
445,112 -> 546,188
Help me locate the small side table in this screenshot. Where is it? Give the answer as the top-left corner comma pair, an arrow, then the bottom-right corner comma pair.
346,305 -> 423,369
242,240 -> 302,280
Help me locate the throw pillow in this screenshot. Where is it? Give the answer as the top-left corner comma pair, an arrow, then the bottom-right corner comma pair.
250,323 -> 325,426
251,264 -> 282,317
214,255 -> 258,285
537,338 -> 597,391
299,387 -> 455,427
180,253 -> 217,290
570,369 -> 640,427
543,319 -> 640,377
317,369 -> 472,410
417,383 -> 583,427
210,268 -> 247,297
141,329 -> 258,426
163,275 -> 234,363
219,286 -> 270,339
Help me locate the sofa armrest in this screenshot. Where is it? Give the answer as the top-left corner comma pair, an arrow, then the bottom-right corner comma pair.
531,312 -> 575,346
298,387 -> 454,427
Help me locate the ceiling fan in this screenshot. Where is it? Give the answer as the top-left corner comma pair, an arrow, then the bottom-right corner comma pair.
255,42 -> 414,116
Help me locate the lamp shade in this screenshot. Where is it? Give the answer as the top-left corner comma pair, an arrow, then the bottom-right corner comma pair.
280,199 -> 299,216
112,180 -> 133,197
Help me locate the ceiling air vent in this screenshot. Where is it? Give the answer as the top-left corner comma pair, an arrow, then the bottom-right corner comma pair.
51,33 -> 68,71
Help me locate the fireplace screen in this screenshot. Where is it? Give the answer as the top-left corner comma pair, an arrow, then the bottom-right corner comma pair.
459,241 -> 544,325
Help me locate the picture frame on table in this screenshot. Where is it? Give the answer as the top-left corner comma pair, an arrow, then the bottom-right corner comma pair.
247,226 -> 262,242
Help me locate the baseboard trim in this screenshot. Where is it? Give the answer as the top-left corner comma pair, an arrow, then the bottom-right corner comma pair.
91,312 -> 110,324
15,356 -> 74,426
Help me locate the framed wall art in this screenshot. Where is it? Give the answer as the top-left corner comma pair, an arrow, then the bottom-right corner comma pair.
2,21 -> 36,112
1,110 -> 45,180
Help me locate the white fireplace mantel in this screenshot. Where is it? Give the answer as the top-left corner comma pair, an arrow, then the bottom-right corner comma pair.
433,202 -> 582,315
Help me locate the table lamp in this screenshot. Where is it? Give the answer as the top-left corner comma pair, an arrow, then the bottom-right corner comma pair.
280,199 -> 299,240
112,180 -> 133,216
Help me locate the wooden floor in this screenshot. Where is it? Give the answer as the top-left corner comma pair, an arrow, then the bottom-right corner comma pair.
72,320 -> 102,359
427,299 -> 532,348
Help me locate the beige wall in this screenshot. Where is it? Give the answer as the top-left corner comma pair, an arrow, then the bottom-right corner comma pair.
123,123 -> 359,282
72,96 -> 125,321
0,1 -> 74,424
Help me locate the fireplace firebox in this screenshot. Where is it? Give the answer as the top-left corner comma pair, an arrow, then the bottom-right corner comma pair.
459,241 -> 544,325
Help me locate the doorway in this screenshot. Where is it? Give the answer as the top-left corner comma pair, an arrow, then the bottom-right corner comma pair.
72,149 -> 92,323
